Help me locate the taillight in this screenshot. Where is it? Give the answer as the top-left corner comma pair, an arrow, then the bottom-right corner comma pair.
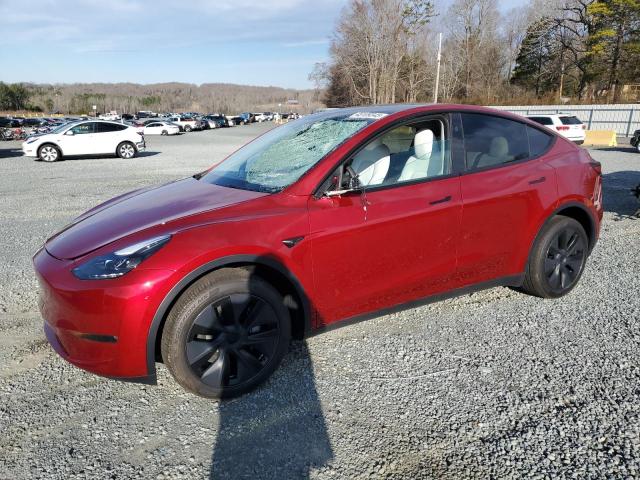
582,125 -> 586,130
589,160 -> 602,175
557,126 -> 570,131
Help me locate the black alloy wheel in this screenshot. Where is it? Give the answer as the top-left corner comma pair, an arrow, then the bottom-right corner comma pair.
161,268 -> 291,399
185,294 -> 280,390
544,226 -> 587,294
520,216 -> 589,298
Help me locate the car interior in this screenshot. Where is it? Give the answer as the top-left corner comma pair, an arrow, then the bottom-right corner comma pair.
334,119 -> 449,191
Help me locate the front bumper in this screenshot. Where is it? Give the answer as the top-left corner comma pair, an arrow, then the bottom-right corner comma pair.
22,142 -> 37,157
34,247 -> 174,382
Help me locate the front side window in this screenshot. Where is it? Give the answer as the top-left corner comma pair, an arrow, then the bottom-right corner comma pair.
338,118 -> 450,190
70,122 -> 94,135
201,111 -> 381,193
462,114 -> 529,170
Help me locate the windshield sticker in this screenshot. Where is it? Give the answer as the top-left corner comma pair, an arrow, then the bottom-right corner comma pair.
348,112 -> 388,120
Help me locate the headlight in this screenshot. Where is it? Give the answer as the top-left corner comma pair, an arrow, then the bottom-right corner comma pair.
25,137 -> 39,144
72,235 -> 171,280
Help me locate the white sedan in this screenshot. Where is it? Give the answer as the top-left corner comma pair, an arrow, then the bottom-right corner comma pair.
22,120 -> 145,162
143,121 -> 181,136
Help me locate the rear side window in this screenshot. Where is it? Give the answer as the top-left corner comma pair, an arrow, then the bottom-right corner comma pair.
461,114 -> 529,170
527,126 -> 554,157
560,116 -> 582,125
528,116 -> 554,126
96,122 -> 127,133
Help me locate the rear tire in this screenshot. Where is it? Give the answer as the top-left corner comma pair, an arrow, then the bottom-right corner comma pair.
117,142 -> 136,159
38,144 -> 61,162
161,269 -> 291,399
520,216 -> 589,298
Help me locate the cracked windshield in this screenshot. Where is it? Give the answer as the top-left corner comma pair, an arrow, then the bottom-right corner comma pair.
201,113 -> 381,192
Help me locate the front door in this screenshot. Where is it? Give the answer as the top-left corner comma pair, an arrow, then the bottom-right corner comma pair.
60,122 -> 96,155
308,116 -> 462,325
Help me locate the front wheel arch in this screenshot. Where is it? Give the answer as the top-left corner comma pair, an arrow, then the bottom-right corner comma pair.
38,143 -> 63,161
146,255 -> 312,376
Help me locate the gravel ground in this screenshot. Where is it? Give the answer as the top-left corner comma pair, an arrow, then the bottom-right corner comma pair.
0,126 -> 639,480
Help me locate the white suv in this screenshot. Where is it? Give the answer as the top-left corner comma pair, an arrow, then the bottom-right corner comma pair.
22,121 -> 145,162
526,114 -> 586,145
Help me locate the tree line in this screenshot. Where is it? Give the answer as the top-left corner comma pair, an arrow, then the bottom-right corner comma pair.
317,0 -> 640,107
0,82 -> 320,115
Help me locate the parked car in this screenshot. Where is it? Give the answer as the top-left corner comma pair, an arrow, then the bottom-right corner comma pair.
203,115 -> 228,128
143,121 -> 181,136
166,116 -> 200,132
254,112 -> 269,122
33,105 -> 603,398
225,115 -> 240,126
238,112 -> 255,125
527,114 -> 586,145
630,129 -> 640,153
99,112 -> 121,121
22,118 -> 47,128
0,117 -> 23,128
22,120 -> 145,162
121,114 -> 135,121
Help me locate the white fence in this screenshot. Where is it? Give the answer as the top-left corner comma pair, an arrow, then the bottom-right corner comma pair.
492,104 -> 640,136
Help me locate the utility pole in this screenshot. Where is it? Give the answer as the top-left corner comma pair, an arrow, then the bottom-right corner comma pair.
434,32 -> 443,104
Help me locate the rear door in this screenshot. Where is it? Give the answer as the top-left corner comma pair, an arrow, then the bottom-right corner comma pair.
95,122 -> 128,153
308,115 -> 462,324
457,113 -> 558,285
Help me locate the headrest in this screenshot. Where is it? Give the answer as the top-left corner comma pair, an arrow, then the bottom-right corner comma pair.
414,129 -> 434,160
489,137 -> 509,157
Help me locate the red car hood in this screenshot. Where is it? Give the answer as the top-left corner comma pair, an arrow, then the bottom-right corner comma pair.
45,178 -> 268,260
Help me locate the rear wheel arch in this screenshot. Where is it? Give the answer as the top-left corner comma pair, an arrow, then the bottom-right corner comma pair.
554,203 -> 596,251
147,255 -> 312,376
519,201 -> 597,286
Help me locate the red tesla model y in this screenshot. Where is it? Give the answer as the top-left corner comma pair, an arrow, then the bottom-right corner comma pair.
34,105 -> 603,398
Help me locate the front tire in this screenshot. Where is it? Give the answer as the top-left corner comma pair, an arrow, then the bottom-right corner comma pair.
38,144 -> 61,162
521,216 -> 589,298
161,269 -> 291,399
117,142 -> 136,159
184,125 -> 192,132
161,130 -> 168,136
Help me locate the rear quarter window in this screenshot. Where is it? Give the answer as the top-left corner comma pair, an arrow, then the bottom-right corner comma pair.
527,126 -> 554,157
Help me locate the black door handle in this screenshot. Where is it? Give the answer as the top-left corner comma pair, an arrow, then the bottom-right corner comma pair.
430,195 -> 452,205
529,176 -> 546,185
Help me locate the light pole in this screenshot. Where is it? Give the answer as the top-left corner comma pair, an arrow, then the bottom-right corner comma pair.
434,32 -> 443,104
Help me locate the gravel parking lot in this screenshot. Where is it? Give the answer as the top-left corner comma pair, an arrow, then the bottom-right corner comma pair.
0,125 -> 639,479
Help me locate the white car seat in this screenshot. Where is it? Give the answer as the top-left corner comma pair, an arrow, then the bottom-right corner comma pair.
476,136 -> 512,168
351,139 -> 391,186
398,129 -> 434,182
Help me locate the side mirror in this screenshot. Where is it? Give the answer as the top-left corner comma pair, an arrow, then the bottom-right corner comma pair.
64,130 -> 75,136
